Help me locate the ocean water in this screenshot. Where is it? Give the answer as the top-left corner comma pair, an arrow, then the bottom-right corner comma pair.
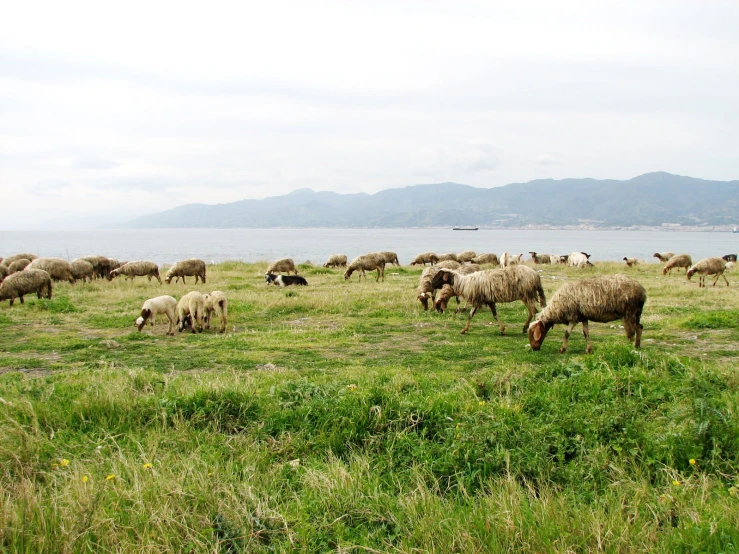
1,228 -> 736,265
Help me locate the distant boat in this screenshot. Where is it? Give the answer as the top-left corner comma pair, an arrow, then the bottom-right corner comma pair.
453,226 -> 479,231
734,227 -> 738,233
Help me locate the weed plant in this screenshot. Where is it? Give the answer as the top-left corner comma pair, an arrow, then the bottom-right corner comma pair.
1,261 -> 738,552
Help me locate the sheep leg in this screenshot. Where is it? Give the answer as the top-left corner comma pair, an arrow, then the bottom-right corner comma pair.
487,302 -> 505,334
521,300 -> 537,333
583,320 -> 593,354
560,321 -> 577,353
461,305 -> 478,334
721,273 -> 729,286
182,276 -> 187,284
166,312 -> 175,335
634,323 -> 643,348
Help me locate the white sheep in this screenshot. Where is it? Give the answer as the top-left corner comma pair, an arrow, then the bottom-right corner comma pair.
500,252 -> 523,267
567,252 -> 593,268
203,291 -> 228,333
176,291 -> 207,333
431,265 -> 546,334
528,274 -> 647,354
108,261 -> 162,283
135,295 -> 177,335
410,252 -> 439,266
687,257 -> 729,287
323,254 -> 348,268
266,258 -> 298,275
377,251 -> 401,266
662,254 -> 692,275
653,252 -> 675,263
344,253 -> 386,282
164,259 -> 207,284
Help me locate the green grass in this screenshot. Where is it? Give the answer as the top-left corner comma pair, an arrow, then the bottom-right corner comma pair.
1,261 -> 739,552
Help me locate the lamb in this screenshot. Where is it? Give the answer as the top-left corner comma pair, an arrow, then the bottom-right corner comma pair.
26,257 -> 75,283
471,253 -> 499,266
434,263 -> 483,313
7,258 -> 32,274
528,274 -> 646,354
529,252 -> 551,265
567,252 -> 593,268
416,260 -> 462,310
323,254 -> 348,268
266,258 -> 298,275
203,291 -> 228,333
622,257 -> 640,267
436,253 -> 460,263
0,269 -> 52,306
687,257 -> 729,287
377,251 -> 401,266
70,259 -> 95,283
500,252 -> 523,267
1,253 -> 38,268
457,251 -> 477,263
722,254 -> 737,263
135,295 -> 177,335
176,291 -> 207,333
164,259 -> 207,284
107,261 -> 162,283
653,252 -> 675,263
344,253 -> 386,282
431,264 -> 546,334
410,252 -> 439,266
662,254 -> 692,275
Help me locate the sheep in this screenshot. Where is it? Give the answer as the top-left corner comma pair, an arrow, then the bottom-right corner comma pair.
436,253 -> 460,263
687,257 -> 729,287
164,258 -> 207,284
410,252 -> 439,266
568,252 -> 593,268
78,256 -> 113,279
26,257 -> 75,284
529,252 -> 551,265
107,261 -> 162,283
726,261 -> 736,272
70,259 -> 95,283
528,274 -> 647,354
416,260 -> 462,310
378,251 -> 401,266
623,257 -> 640,267
203,291 -> 228,333
555,255 -> 570,265
7,258 -> 32,274
0,269 -> 52,306
323,254 -> 348,268
266,258 -> 298,275
1,253 -> 38,268
344,253 -> 386,282
722,254 -> 737,263
176,291 -> 207,333
471,253 -> 499,266
431,264 -> 546,335
662,254 -> 692,275
0,265 -> 6,283
135,295 -> 177,335
653,252 -> 675,263
434,263 -> 483,313
457,251 -> 477,263
500,252 -> 523,267
109,259 -> 126,272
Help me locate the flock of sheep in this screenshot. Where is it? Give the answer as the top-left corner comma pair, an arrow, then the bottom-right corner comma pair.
0,248 -> 735,353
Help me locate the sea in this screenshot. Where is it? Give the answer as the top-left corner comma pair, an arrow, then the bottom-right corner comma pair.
1,228 -> 737,265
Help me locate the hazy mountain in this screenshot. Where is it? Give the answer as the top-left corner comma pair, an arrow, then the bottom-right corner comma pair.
120,172 -> 739,228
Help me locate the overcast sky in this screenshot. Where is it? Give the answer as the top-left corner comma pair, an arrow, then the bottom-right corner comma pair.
2,0 -> 738,229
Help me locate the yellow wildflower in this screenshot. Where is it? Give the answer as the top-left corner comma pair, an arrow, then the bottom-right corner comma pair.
347,384 -> 357,391
672,480 -> 680,486
142,463 -> 153,470
82,476 -> 89,483
478,401 -> 486,406
59,459 -> 70,467
456,423 -> 461,428
456,434 -> 461,439
106,474 -> 116,481
689,459 -> 696,466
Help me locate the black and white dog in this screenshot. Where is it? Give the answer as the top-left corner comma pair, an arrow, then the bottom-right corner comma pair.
265,273 -> 308,287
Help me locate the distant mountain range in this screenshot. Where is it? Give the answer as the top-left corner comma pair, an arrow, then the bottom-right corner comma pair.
121,172 -> 739,229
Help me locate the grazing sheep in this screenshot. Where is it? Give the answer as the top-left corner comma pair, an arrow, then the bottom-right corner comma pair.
70,259 -> 95,283
431,265 -> 546,335
416,260 -> 462,310
0,265 -> 6,283
687,257 -> 729,287
164,259 -> 207,284
471,253 -> 499,266
176,291 -> 207,333
203,291 -> 228,333
528,274 -> 647,354
437,253 -> 460,263
26,257 -> 75,283
722,254 -> 737,263
410,252 -> 439,266
500,252 -> 523,268
135,295 -> 177,335
623,257 -> 640,267
0,269 -> 52,306
529,252 -> 551,265
323,254 -> 348,268
434,263 -> 483,313
344,253 -> 386,282
662,254 -> 692,275
266,258 -> 298,275
378,251 -> 401,266
108,261 -> 162,283
78,256 -> 113,279
457,251 -> 477,263
653,252 -> 675,263
108,259 -> 126,272
7,258 -> 32,274
1,253 -> 38,268
568,252 -> 593,268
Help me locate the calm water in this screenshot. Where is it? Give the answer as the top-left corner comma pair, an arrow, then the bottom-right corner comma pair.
1,229 -> 736,265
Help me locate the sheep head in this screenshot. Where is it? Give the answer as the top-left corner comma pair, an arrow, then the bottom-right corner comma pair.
528,320 -> 553,351
417,292 -> 430,311
686,267 -> 696,280
137,308 -> 151,331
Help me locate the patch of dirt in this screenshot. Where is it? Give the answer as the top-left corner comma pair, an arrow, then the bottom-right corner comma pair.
0,367 -> 53,378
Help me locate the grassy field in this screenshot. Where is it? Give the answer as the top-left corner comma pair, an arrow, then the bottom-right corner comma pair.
1,260 -> 738,553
